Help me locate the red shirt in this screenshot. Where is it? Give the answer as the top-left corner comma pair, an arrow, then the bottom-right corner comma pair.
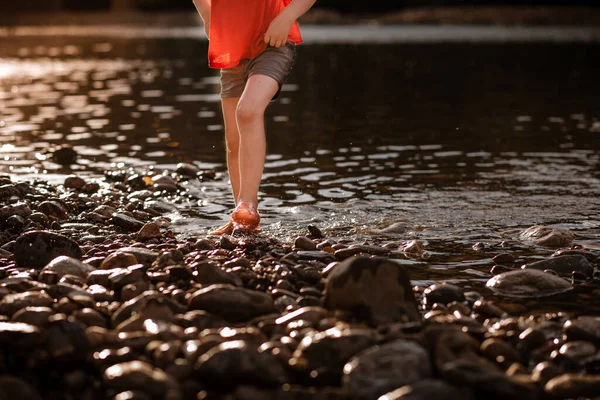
208,0 -> 303,69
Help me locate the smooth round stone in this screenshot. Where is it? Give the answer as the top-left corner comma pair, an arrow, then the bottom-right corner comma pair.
137,222 -> 161,240
112,291 -> 186,327
544,373 -> 600,398
37,200 -> 69,220
41,255 -> 95,279
104,361 -> 174,396
175,162 -> 200,177
492,253 -> 515,265
0,291 -> 54,316
114,247 -> 159,266
64,176 -> 86,190
194,340 -> 288,387
519,225 -> 574,248
111,213 -> 145,232
343,339 -> 432,400
11,306 -> 54,326
523,255 -> 594,278
294,236 -> 317,251
0,201 -> 32,219
14,230 -> 82,269
564,316 -> 600,343
378,379 -> 473,400
486,269 -> 572,298
422,283 -> 465,309
193,261 -> 242,287
531,361 -> 563,384
290,327 -> 376,383
187,284 -> 276,323
480,338 -> 520,366
325,256 -> 420,324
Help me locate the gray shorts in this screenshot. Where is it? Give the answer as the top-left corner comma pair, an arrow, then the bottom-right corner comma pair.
220,42 -> 296,100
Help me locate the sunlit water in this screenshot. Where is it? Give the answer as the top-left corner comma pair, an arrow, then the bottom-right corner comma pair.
1,32 -> 600,307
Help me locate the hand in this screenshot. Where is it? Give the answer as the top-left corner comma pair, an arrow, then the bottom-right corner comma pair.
264,14 -> 293,48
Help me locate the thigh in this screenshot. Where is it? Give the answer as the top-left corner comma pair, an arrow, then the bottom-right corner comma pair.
238,74 -> 279,114
220,61 -> 247,98
245,43 -> 296,100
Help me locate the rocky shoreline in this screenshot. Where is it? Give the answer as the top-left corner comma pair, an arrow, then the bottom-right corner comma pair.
1,163 -> 600,399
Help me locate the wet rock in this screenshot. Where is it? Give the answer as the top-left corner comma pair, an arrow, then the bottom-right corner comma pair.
0,291 -> 54,316
175,162 -> 200,178
111,213 -> 145,232
52,145 -> 77,165
379,379 -> 473,400
544,373 -> 600,398
334,244 -> 390,259
551,340 -> 596,370
519,225 -> 574,248
486,269 -> 572,298
43,315 -> 91,360
531,361 -> 563,384
0,321 -> 42,347
0,201 -> 32,219
294,236 -> 317,251
193,261 -> 242,286
104,361 -> 177,396
14,230 -> 82,269
11,306 -> 54,326
480,338 -> 520,367
64,175 -> 86,190
290,326 -> 376,384
37,200 -> 69,220
564,316 -> 600,344
137,222 -> 162,240
101,252 -> 139,270
0,376 -> 43,400
422,283 -> 465,309
40,255 -> 95,279
325,256 -> 420,324
195,340 -> 288,388
343,339 -> 432,400
492,253 -> 515,265
115,247 -> 159,266
112,291 -> 186,327
307,225 -> 325,239
402,240 -> 426,256
187,284 -> 276,323
523,255 -> 594,278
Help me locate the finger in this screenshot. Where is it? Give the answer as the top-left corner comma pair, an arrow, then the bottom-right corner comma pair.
270,37 -> 277,47
264,34 -> 270,44
276,39 -> 284,48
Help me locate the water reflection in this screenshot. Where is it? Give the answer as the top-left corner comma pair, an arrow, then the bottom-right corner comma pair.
0,36 -> 599,245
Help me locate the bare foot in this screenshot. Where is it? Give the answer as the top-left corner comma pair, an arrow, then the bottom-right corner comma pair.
231,201 -> 260,230
209,220 -> 234,235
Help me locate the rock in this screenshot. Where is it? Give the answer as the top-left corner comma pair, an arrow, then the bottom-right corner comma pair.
324,256 -> 420,324
111,213 -> 145,232
486,269 -> 572,298
290,327 -> 376,384
52,145 -> 77,165
523,255 -> 594,278
0,201 -> 32,219
41,255 -> 95,279
422,283 -> 465,309
334,245 -> 390,259
294,236 -> 317,251
378,379 -> 473,400
187,284 -> 276,323
492,253 -> 515,265
101,252 -> 139,270
37,200 -> 69,220
14,230 -> 82,269
11,306 -> 54,326
194,340 -> 288,387
519,225 -> 574,248
114,247 -> 159,266
343,339 -> 432,400
175,162 -> 200,177
137,222 -> 162,240
544,373 -> 600,398
0,291 -> 54,316
193,261 -> 243,287
111,291 -> 186,327
64,175 -> 86,190
104,361 -> 176,396
564,316 -> 600,344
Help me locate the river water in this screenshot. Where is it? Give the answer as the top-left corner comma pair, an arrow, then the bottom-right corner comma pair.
1,29 -> 599,310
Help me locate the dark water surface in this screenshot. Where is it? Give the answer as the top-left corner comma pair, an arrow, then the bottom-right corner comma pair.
1,33 -> 600,309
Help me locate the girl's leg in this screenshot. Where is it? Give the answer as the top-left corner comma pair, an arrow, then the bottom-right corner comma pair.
209,97 -> 240,235
231,74 -> 279,229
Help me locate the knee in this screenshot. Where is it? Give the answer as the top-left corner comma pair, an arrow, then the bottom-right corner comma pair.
236,101 -> 264,124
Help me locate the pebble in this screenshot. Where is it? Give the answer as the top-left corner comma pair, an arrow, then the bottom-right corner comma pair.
13,230 -> 82,269
325,256 -> 421,324
486,268 -> 573,298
